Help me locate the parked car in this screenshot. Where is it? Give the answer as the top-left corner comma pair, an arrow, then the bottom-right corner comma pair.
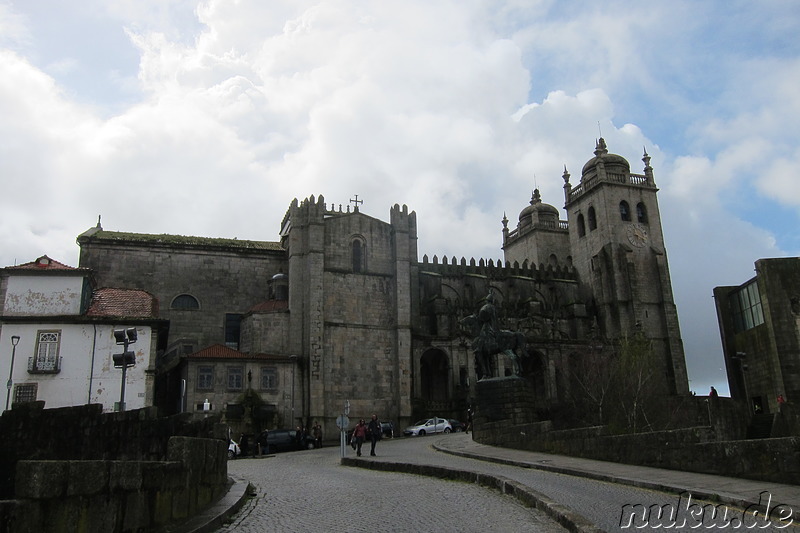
227,439 -> 241,459
403,417 -> 451,436
381,421 -> 394,438
448,419 -> 466,432
266,428 -> 315,452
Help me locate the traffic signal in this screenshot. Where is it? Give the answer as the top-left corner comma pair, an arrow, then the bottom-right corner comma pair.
113,351 -> 136,368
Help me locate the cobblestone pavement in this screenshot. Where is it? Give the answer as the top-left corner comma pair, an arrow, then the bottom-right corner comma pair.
221,434 -> 798,532
220,437 -> 568,533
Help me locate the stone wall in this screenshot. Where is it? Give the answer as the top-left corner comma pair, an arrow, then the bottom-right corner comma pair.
3,437 -> 227,533
0,402 -> 230,532
475,419 -> 800,485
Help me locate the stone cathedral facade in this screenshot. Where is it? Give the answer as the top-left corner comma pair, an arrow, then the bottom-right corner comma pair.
76,139 -> 689,435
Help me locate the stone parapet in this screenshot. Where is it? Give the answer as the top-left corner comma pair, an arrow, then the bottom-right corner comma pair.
6,437 -> 227,533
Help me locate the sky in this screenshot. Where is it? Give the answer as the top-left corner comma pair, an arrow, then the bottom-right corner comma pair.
1,0 -> 799,396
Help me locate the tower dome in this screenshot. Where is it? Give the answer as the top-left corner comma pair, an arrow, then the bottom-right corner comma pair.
581,137 -> 630,179
519,189 -> 560,228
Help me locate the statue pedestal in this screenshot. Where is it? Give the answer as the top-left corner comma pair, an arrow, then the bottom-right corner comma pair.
473,377 -> 536,445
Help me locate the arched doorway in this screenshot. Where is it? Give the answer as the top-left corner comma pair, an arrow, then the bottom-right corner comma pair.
521,350 -> 547,400
420,349 -> 449,404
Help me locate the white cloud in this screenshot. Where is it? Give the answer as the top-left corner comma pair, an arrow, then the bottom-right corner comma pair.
1,0 -> 799,395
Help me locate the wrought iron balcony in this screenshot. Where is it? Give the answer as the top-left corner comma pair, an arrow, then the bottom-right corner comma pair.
28,356 -> 61,374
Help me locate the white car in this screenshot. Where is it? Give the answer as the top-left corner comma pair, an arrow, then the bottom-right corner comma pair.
228,439 -> 241,459
403,417 -> 452,436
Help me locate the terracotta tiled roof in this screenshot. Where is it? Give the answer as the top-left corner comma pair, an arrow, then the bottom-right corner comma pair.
86,288 -> 159,318
249,300 -> 289,312
5,255 -> 86,271
188,344 -> 290,360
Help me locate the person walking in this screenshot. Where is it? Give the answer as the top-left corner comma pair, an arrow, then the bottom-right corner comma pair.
352,419 -> 367,456
312,421 -> 323,449
367,414 -> 381,456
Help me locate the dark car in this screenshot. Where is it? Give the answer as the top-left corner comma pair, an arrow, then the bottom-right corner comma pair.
448,419 -> 466,432
380,421 -> 394,438
265,429 -> 315,453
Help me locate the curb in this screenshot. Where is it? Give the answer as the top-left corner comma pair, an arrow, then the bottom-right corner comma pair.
431,443 -> 800,524
163,475 -> 253,533
341,457 -> 602,533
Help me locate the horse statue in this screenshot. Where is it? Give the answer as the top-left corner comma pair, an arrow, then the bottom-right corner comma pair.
460,293 -> 529,379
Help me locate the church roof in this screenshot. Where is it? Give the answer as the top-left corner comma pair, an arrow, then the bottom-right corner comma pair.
86,288 -> 159,318
78,230 -> 284,253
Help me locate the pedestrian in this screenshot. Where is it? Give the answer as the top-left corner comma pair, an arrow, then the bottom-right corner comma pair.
352,419 -> 367,456
240,433 -> 250,456
367,414 -> 381,456
295,426 -> 304,450
312,421 -> 323,449
709,386 -> 718,398
466,407 -> 473,433
778,394 -> 786,405
256,429 -> 269,455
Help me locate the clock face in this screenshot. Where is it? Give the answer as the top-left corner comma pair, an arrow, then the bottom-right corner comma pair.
626,223 -> 648,247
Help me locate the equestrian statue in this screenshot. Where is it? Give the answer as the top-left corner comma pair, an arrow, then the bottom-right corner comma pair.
460,291 -> 529,379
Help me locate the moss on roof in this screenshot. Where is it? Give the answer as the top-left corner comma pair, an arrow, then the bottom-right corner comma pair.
80,230 -> 284,251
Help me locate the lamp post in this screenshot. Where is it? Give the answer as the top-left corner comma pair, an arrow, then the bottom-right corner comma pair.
290,355 -> 297,426
5,335 -> 21,412
113,328 -> 138,412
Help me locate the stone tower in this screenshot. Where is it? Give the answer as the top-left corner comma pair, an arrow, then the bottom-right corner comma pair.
505,139 -> 689,395
565,139 -> 688,394
280,195 -> 417,425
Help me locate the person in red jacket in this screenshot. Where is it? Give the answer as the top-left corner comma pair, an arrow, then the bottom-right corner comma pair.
352,419 -> 367,456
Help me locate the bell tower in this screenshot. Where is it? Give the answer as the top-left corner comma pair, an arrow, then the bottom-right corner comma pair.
563,139 -> 689,395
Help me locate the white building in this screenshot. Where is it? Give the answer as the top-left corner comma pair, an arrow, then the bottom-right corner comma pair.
0,255 -> 165,412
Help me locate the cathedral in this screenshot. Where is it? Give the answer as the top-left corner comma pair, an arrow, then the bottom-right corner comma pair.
76,139 -> 690,435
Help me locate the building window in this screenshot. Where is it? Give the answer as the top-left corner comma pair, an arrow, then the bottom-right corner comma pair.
636,202 -> 648,224
225,314 -> 242,349
577,214 -> 586,237
352,238 -> 366,273
227,367 -> 244,391
261,367 -> 278,390
588,207 -> 597,231
620,201 -> 631,221
171,294 -> 199,310
730,280 -> 764,333
197,365 -> 214,390
29,330 -> 61,374
13,383 -> 37,405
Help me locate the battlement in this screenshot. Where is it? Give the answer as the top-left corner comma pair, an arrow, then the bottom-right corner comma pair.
418,254 -> 577,281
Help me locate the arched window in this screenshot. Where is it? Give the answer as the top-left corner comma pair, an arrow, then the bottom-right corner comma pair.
637,202 -> 648,224
588,206 -> 597,231
172,294 -> 199,310
577,214 -> 586,237
619,201 -> 631,221
548,254 -> 558,267
352,238 -> 366,273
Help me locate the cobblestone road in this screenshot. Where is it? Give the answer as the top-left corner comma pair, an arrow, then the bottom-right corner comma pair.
220,436 -> 568,533
221,433 -> 799,532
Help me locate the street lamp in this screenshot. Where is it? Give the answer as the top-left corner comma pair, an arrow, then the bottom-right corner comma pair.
289,355 -> 297,426
113,328 -> 137,412
5,335 -> 21,412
